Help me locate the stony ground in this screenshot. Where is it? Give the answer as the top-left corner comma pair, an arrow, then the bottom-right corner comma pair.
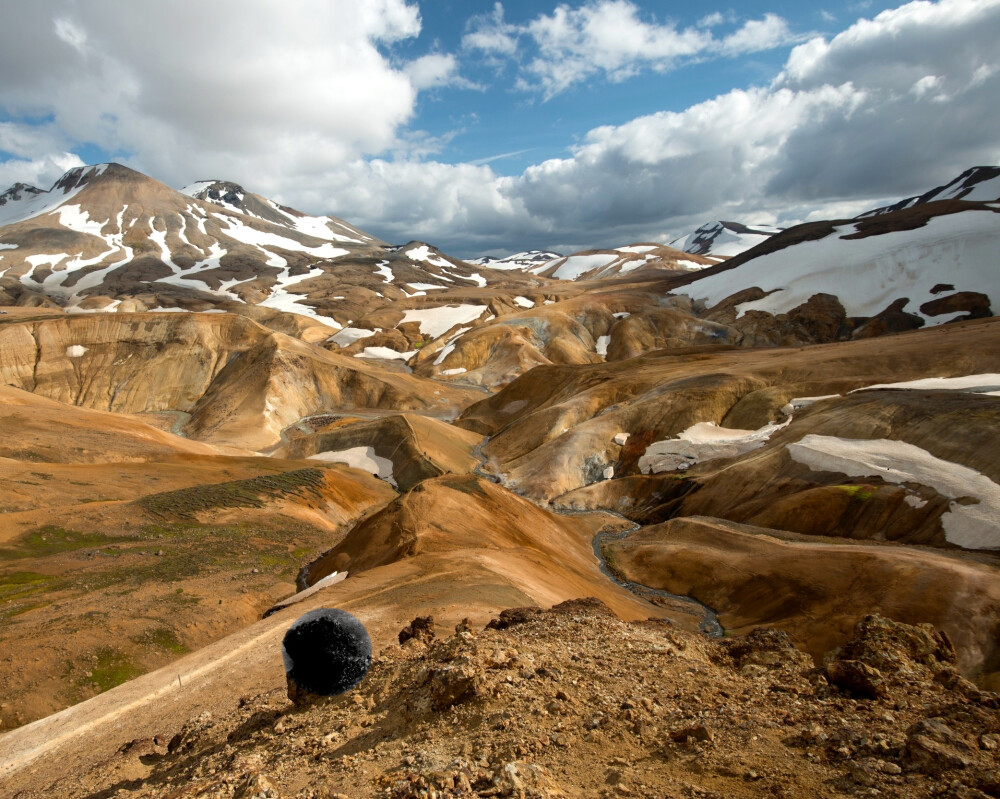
20,599 -> 1000,799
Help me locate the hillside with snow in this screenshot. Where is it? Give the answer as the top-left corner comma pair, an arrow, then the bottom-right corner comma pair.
681,200 -> 1000,333
529,244 -> 714,280
669,220 -> 782,256
465,250 -> 562,270
0,164 -> 540,328
861,165 -> 1000,216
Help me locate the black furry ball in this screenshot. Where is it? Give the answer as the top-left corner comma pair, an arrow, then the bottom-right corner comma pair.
282,608 -> 372,699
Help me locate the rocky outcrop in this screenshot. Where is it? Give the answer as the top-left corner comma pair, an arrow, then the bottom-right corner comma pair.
19,603 -> 1000,799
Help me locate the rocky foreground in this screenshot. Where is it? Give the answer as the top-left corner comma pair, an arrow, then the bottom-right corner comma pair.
25,600 -> 1000,799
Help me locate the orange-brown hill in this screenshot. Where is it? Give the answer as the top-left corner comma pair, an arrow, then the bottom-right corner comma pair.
557,387 -> 1000,550
605,516 -> 1000,688
0,312 -> 479,450
302,474 -> 683,625
457,317 -> 1000,503
274,413 -> 483,492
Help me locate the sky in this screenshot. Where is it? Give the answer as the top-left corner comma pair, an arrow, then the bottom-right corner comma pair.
0,0 -> 998,258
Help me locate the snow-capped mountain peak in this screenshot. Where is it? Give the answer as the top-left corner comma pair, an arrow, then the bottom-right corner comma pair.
465,250 -> 564,270
861,166 -> 1000,217
670,221 -> 782,257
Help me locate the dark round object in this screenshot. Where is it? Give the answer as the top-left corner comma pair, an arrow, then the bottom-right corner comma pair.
282,608 -> 371,697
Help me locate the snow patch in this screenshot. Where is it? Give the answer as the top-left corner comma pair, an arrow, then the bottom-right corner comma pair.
433,343 -> 456,366
440,367 -> 467,376
406,282 -> 447,291
65,345 -> 88,358
780,394 -> 842,416
787,434 -> 1000,549
54,204 -> 107,236
355,346 -> 416,361
676,259 -> 710,270
329,327 -> 380,346
850,374 -> 1000,395
538,253 -> 620,280
640,420 -> 788,474
400,304 -> 487,339
308,446 -> 396,487
219,214 -> 350,260
513,296 -> 535,308
406,245 -> 452,268
26,253 -> 69,268
596,335 -> 611,357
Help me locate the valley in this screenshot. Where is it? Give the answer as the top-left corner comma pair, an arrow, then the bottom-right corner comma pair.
1,163 -> 999,798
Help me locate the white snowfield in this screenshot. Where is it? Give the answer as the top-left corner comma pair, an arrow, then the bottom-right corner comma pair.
307,446 -> 397,488
405,245 -> 452,268
181,181 -> 365,243
639,420 -> 788,474
535,253 -> 619,280
780,374 -> 1000,415
355,346 -> 416,361
937,172 -> 1000,203
787,435 -> 1000,550
258,265 -> 341,328
850,374 -> 1000,396
676,259 -> 711,271
400,304 -> 488,339
684,209 -> 1000,324
329,327 -> 380,346
218,214 -> 350,260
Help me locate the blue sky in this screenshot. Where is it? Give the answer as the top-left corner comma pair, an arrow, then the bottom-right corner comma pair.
0,0 -> 998,257
396,0 -> 899,176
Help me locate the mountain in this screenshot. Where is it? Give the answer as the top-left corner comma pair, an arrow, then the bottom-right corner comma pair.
528,244 -> 714,280
861,165 -> 1000,216
0,164 -> 538,330
669,220 -> 782,256
464,250 -> 562,269
675,190 -> 1000,341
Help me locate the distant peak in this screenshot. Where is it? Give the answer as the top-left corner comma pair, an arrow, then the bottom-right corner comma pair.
182,180 -> 249,212
0,182 -> 43,205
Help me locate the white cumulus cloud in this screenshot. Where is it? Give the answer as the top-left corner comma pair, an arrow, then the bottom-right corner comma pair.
464,1 -> 800,98
318,0 -> 1000,255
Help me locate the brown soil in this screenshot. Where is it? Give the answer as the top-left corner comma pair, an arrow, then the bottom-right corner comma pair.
10,601 -> 1000,799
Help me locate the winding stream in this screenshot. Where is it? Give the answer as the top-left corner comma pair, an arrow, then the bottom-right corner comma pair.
471,435 -> 723,637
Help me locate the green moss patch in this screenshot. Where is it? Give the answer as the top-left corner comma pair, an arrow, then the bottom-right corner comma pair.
134,468 -> 327,520
88,648 -> 142,692
0,526 -> 121,561
135,626 -> 188,654
837,484 -> 875,502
